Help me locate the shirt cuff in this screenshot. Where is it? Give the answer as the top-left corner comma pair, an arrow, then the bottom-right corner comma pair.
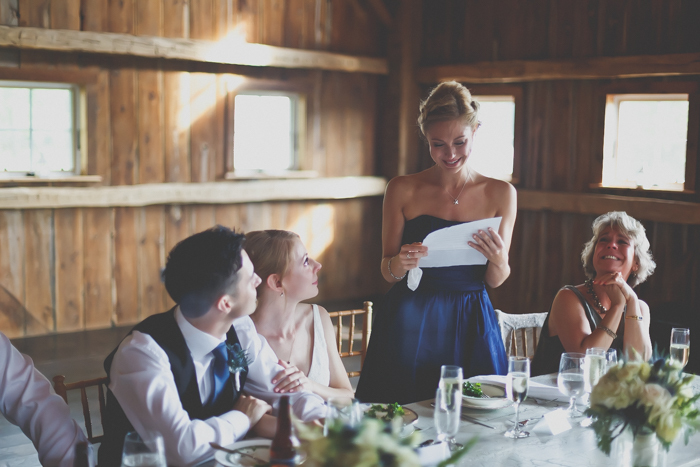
218,410 -> 251,443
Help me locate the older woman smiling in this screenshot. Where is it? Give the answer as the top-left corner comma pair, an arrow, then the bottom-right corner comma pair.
532,211 -> 655,376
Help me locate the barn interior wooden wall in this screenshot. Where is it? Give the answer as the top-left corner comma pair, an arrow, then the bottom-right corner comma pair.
0,0 -> 388,337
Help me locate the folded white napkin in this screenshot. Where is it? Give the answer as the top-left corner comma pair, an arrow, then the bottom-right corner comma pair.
416,442 -> 450,466
469,375 -> 569,402
407,268 -> 423,291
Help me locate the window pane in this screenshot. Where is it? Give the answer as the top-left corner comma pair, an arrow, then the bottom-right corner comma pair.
0,88 -> 30,130
616,100 -> 688,187
470,98 -> 515,180
0,130 -> 31,172
31,88 -> 73,131
32,130 -> 74,172
233,94 -> 294,171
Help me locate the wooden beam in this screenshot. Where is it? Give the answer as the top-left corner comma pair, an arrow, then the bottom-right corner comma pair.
0,176 -> 387,209
0,25 -> 388,74
518,190 -> 700,225
417,52 -> 700,84
366,0 -> 393,28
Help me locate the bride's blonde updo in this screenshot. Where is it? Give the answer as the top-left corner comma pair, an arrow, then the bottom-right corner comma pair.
245,230 -> 299,295
417,80 -> 480,137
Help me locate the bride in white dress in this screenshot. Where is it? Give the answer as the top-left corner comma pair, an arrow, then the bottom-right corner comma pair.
244,230 -> 354,401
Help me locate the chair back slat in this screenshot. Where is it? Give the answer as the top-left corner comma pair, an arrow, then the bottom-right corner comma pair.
52,375 -> 107,444
495,309 -> 547,360
328,301 -> 373,378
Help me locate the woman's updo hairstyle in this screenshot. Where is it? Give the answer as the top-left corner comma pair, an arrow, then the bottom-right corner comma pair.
244,230 -> 299,296
417,80 -> 480,138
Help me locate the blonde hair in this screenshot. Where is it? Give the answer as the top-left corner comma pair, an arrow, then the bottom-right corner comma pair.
581,211 -> 656,287
417,80 -> 480,137
244,230 -> 299,296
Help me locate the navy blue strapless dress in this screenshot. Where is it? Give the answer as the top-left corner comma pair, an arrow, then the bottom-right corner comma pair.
355,215 -> 507,404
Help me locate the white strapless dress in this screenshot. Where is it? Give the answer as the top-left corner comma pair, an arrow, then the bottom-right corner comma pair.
306,304 -> 330,386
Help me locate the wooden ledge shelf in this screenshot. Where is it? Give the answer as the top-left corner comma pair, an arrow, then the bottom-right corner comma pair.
0,176 -> 387,209
0,26 -> 388,75
0,175 -> 103,186
417,52 -> 700,84
518,190 -> 700,225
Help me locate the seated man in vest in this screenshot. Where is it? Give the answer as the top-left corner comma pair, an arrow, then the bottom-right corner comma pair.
99,226 -> 273,466
0,331 -> 86,466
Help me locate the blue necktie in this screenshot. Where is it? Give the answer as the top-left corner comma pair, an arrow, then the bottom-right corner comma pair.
210,343 -> 230,406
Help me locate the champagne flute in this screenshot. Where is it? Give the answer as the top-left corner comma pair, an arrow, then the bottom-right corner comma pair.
504,356 -> 530,439
581,348 -> 606,427
439,365 -> 463,408
557,353 -> 585,418
670,328 -> 690,369
605,348 -> 618,371
434,386 -> 462,451
121,431 -> 166,467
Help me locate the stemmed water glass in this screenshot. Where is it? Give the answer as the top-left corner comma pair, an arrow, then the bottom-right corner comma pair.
439,365 -> 463,395
121,431 -> 166,467
670,328 -> 690,369
324,397 -> 362,435
557,352 -> 586,418
434,386 -> 462,451
581,348 -> 606,427
504,356 -> 530,439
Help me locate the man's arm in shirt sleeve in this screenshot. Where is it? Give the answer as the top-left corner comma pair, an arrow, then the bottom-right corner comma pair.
109,331 -> 251,466
0,332 -> 86,467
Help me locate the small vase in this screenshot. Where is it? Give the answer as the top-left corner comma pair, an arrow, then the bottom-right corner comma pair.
631,431 -> 659,467
612,428 -> 663,467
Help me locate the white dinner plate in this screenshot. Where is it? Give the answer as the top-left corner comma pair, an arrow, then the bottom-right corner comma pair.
462,382 -> 513,410
363,404 -> 419,426
214,439 -> 272,467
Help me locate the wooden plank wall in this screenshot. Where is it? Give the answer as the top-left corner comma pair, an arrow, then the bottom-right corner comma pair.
0,0 -> 386,337
419,0 -> 700,368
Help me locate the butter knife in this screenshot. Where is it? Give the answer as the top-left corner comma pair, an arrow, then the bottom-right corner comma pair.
209,442 -> 267,463
460,414 -> 495,429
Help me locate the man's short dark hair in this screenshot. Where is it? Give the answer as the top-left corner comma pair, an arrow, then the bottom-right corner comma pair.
163,225 -> 246,318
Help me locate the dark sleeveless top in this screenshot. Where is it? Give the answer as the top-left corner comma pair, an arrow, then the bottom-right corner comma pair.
98,308 -> 247,466
531,286 -> 625,376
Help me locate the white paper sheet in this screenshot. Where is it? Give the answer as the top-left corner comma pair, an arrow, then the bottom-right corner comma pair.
407,217 -> 502,291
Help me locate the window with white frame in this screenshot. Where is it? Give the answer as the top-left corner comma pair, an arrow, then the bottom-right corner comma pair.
0,81 -> 80,177
232,92 -> 301,173
602,94 -> 689,191
470,95 -> 515,181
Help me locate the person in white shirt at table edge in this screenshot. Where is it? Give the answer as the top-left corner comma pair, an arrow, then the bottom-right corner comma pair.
0,331 -> 86,466
99,226 -> 326,467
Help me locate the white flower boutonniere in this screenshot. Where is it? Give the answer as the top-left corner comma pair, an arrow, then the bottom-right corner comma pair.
226,342 -> 252,392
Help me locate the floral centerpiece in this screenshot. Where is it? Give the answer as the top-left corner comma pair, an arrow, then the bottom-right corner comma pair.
587,358 -> 700,463
295,414 -> 474,467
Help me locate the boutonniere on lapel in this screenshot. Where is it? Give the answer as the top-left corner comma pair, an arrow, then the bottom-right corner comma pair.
226,343 -> 252,392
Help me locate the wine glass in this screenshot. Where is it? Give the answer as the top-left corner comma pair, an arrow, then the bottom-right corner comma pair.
557,352 -> 586,418
434,386 -> 462,451
504,356 -> 530,439
581,348 -> 606,427
121,431 -> 166,467
324,397 -> 362,435
605,348 -> 618,371
439,365 -> 463,393
670,328 -> 690,369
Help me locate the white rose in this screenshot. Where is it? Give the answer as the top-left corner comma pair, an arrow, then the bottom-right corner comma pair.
640,384 -> 671,410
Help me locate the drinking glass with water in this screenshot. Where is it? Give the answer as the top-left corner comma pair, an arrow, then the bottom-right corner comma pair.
670,328 -> 690,369
121,431 -> 166,467
504,356 -> 530,439
439,365 -> 463,405
434,386 -> 462,451
557,352 -> 585,418
581,348 -> 606,427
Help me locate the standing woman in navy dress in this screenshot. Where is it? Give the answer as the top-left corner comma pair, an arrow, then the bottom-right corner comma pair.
355,81 -> 516,404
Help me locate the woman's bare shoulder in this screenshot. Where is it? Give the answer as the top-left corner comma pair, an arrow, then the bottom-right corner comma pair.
481,175 -> 516,199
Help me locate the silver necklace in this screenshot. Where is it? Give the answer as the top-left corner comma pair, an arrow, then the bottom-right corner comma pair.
443,170 -> 471,205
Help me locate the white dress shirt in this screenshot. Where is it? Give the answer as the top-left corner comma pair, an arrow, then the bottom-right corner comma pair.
233,316 -> 327,421
108,308 -> 250,466
0,331 -> 86,467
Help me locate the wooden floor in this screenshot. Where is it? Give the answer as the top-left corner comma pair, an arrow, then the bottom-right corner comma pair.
0,312 -> 363,466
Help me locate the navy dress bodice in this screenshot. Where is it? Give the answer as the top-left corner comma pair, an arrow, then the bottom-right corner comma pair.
355,215 -> 507,404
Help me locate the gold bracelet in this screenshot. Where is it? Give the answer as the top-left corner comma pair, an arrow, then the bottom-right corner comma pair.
597,325 -> 617,339
387,256 -> 406,280
625,315 -> 643,321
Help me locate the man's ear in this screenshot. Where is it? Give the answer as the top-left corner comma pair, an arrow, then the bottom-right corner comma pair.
215,294 -> 233,313
266,273 -> 283,294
